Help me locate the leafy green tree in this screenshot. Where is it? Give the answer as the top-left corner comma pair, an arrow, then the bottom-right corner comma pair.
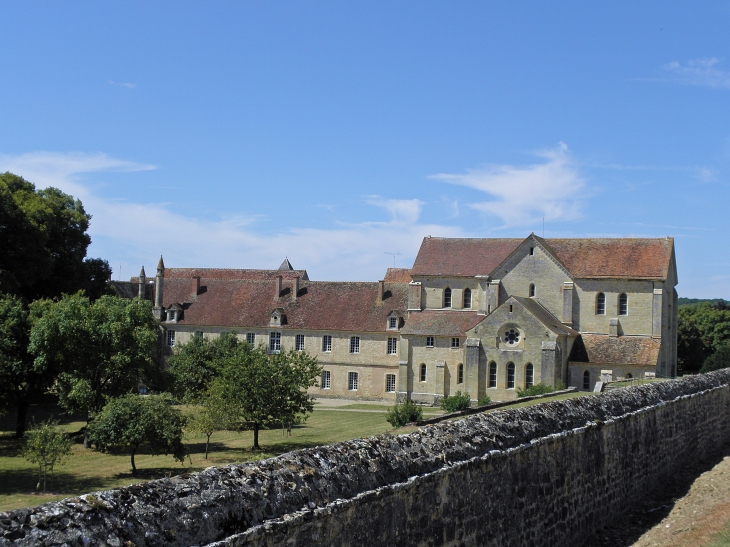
678,302 -> 730,374
22,420 -> 72,493
186,391 -> 230,459
386,400 -> 423,428
700,343 -> 730,373
89,394 -> 186,475
212,345 -> 322,449
29,293 -> 160,428
440,391 -> 472,412
167,331 -> 240,403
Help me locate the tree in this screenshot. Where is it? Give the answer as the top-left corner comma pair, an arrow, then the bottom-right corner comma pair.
0,172 -> 110,302
700,343 -> 730,373
678,302 -> 730,374
29,293 -> 160,429
212,345 -> 322,449
186,391 -> 229,459
22,420 -> 72,493
386,400 -> 423,428
88,394 -> 186,475
167,331 -> 240,403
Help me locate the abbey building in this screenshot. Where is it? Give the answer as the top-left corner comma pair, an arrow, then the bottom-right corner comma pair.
113,234 -> 678,403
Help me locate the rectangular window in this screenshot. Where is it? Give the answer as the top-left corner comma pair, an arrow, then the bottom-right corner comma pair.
295,334 -> 305,351
246,332 -> 255,345
322,335 -> 332,352
426,336 -> 434,347
388,317 -> 398,329
322,370 -> 331,389
451,337 -> 460,349
168,310 -> 176,322
348,372 -> 358,391
385,374 -> 396,393
387,337 -> 397,355
270,332 -> 281,352
350,336 -> 360,354
167,330 -> 175,346
489,363 -> 497,388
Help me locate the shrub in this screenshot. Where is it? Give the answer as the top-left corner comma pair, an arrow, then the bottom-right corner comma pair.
700,344 -> 730,373
440,391 -> 472,412
22,420 -> 72,493
477,394 -> 492,406
386,400 -> 423,428
516,383 -> 554,398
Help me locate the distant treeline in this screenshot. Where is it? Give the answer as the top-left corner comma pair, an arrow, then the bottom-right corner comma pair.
678,297 -> 730,308
678,298 -> 730,374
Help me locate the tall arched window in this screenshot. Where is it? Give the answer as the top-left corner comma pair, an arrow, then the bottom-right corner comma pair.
525,363 -> 534,388
507,363 -> 515,389
457,363 -> 464,384
529,284 -> 536,297
488,362 -> 497,388
596,293 -> 606,315
444,288 -> 452,308
420,363 -> 427,382
583,370 -> 590,390
463,288 -> 472,309
619,293 -> 628,316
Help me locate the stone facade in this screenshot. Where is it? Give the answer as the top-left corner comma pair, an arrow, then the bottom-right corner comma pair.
110,234 -> 678,403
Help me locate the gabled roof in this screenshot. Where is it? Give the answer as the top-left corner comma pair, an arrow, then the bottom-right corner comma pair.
410,236 -> 675,280
159,277 -> 408,332
400,311 -> 484,337
384,268 -> 413,283
508,296 -> 579,336
159,268 -> 309,281
568,334 -> 660,367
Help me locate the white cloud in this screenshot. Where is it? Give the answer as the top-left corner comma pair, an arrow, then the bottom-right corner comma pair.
662,58 -> 730,90
0,152 -> 462,281
430,143 -> 586,228
108,80 -> 137,89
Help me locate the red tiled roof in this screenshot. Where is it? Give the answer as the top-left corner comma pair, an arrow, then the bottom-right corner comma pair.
400,311 -> 484,337
568,334 -> 660,367
411,236 -> 674,280
163,268 -> 309,281
384,268 -> 413,283
411,237 -> 521,277
161,277 -> 408,332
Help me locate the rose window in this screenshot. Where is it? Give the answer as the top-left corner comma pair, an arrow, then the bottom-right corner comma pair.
503,328 -> 520,345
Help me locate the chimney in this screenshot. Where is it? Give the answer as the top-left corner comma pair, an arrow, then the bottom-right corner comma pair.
192,276 -> 200,297
378,280 -> 385,302
292,276 -> 300,300
275,275 -> 283,300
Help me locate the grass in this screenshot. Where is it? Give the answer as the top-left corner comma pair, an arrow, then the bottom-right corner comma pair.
708,520 -> 730,547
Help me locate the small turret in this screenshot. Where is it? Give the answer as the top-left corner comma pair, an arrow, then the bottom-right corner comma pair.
138,266 -> 146,300
153,256 -> 165,320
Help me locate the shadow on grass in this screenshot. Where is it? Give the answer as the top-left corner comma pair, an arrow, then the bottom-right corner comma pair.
0,468 -> 123,498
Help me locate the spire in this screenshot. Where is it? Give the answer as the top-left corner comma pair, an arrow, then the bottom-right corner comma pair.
157,256 -> 165,276
140,266 -> 146,278
278,257 -> 294,271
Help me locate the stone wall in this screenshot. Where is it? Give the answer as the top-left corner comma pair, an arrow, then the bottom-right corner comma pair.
3,371 -> 730,547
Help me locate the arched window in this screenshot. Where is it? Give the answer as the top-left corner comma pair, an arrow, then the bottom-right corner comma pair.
488,362 -> 497,388
583,370 -> 590,390
457,363 -> 464,384
525,363 -> 534,388
444,288 -> 452,308
463,288 -> 472,309
596,293 -> 606,315
507,363 -> 515,389
619,293 -> 628,316
420,363 -> 427,382
529,284 -> 535,297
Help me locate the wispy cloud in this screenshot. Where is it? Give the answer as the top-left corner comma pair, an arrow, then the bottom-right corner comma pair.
430,143 -> 586,228
0,152 -> 462,281
662,58 -> 730,89
108,80 -> 137,89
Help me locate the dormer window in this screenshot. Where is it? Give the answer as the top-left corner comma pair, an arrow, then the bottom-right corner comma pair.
270,308 -> 286,327
387,312 -> 401,330
166,305 -> 181,323
168,310 -> 176,322
444,288 -> 452,308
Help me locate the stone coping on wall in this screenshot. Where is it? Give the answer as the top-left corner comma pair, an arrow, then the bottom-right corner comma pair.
412,387 -> 578,426
2,370 -> 730,547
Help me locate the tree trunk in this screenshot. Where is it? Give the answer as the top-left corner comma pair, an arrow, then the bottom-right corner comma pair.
205,434 -> 210,459
130,448 -> 137,475
15,400 -> 29,438
253,423 -> 260,450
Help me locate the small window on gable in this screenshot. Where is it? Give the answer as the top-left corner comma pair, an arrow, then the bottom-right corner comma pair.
619,293 -> 628,316
444,288 -> 452,308
509,304 -> 513,313
463,288 -> 472,309
529,284 -> 535,298
529,247 -> 534,256
596,293 -> 606,315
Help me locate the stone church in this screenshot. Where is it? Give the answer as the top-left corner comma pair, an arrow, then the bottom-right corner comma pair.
113,234 -> 677,403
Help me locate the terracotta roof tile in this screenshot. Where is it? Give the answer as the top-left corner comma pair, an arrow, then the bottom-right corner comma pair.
163,268 -> 309,281
400,310 -> 484,337
411,237 -> 521,277
384,268 -> 413,283
568,334 -> 660,366
161,278 -> 408,332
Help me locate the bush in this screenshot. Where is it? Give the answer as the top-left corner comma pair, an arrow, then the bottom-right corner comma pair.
477,394 -> 492,406
440,391 -> 472,412
700,344 -> 730,373
515,383 -> 555,398
22,420 -> 72,493
386,400 -> 423,428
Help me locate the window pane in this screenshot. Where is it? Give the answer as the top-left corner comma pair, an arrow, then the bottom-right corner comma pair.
386,374 -> 396,393
489,362 -> 497,388
322,371 -> 331,389
350,336 -> 360,353
426,336 -> 434,347
387,337 -> 397,355
167,330 -> 175,346
420,364 -> 426,382
348,372 -> 358,390
596,293 -> 606,315
457,364 -> 463,384
296,334 -> 305,351
246,333 -> 255,345
444,288 -> 451,308
463,289 -> 471,309
619,294 -> 628,315
322,335 -> 332,352
525,364 -> 533,388
507,363 -> 515,389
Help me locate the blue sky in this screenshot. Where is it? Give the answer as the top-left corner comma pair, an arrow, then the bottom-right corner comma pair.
1,2 -> 729,297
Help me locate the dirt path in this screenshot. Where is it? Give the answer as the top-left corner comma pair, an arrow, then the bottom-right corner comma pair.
583,445 -> 730,547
